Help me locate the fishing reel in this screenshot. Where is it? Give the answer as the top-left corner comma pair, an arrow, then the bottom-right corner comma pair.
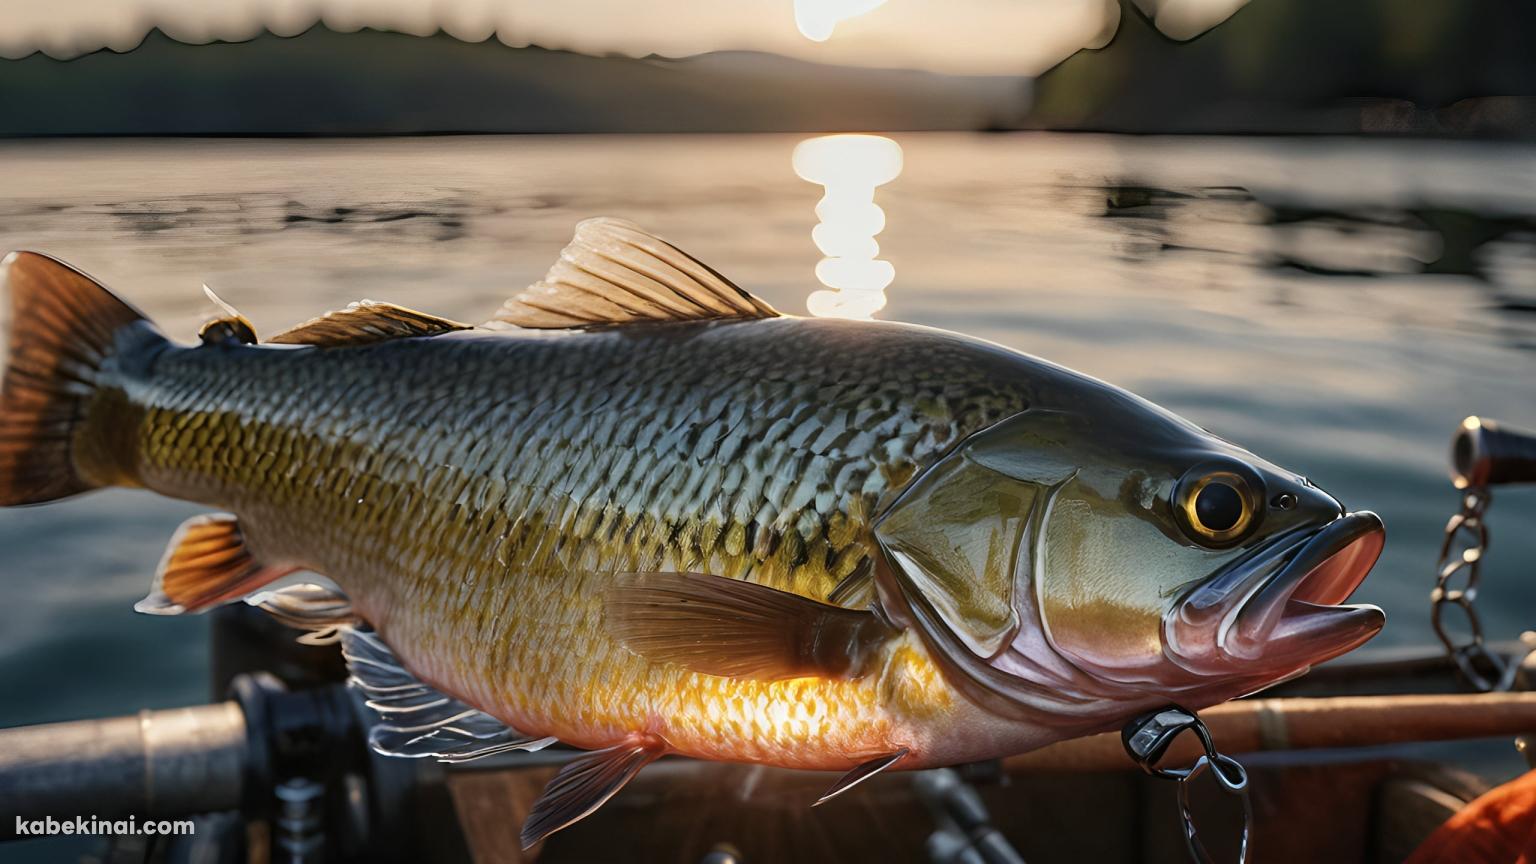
1431,416 -> 1536,693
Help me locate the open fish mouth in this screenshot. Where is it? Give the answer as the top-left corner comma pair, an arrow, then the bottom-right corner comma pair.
1168,511 -> 1386,676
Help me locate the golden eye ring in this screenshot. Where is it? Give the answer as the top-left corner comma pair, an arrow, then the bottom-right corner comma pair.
1180,470 -> 1258,546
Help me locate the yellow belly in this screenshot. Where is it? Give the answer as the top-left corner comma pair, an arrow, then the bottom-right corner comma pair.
363,564 -> 958,770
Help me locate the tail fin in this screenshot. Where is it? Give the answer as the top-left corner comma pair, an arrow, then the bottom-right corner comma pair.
1,251 -> 150,505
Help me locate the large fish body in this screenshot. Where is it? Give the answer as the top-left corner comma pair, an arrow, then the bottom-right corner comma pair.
0,219 -> 1386,845
136,316 -> 1031,765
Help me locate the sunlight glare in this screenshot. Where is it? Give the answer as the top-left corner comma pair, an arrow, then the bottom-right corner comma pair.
793,0 -> 889,42
793,134 -> 903,319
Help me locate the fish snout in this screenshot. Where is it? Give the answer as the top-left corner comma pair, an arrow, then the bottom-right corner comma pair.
1165,511 -> 1385,679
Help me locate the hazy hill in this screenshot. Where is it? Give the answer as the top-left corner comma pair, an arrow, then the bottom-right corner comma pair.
0,27 -> 1028,136
3,0 -> 1536,137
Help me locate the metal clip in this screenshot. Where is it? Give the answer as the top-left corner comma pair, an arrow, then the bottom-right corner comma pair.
1122,706 -> 1252,864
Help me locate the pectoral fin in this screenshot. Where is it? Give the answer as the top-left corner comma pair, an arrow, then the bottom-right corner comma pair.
605,571 -> 895,681
135,513 -> 295,615
814,748 -> 909,806
521,740 -> 665,849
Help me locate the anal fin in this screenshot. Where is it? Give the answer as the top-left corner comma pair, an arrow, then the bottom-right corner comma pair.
341,628 -> 556,763
521,740 -> 665,849
814,748 -> 909,806
605,571 -> 895,681
135,513 -> 294,615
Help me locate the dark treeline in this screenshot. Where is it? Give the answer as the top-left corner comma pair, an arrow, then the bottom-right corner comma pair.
2,0 -> 1534,137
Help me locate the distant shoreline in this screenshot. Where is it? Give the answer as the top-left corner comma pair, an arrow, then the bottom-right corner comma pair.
3,14 -> 1535,140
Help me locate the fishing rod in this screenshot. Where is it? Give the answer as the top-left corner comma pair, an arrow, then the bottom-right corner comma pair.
3,417 -> 1536,862
10,686 -> 1536,843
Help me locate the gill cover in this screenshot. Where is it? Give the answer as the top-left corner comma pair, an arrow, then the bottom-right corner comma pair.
874,410 -> 1078,660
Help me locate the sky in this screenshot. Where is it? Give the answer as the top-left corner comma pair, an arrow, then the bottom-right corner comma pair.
0,0 -> 1249,75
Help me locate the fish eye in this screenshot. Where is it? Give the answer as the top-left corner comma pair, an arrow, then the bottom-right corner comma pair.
1177,469 -> 1259,547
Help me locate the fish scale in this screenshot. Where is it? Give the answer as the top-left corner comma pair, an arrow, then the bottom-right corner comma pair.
114,317 -> 1030,766
3,236 -> 1390,845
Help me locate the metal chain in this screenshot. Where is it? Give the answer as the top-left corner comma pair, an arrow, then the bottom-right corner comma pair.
1123,706 -> 1252,864
1429,486 -> 1525,691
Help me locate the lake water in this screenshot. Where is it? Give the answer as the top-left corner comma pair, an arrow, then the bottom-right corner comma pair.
1,133 -> 1534,739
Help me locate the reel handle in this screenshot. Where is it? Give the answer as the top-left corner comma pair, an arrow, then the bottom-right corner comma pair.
1453,416 -> 1536,488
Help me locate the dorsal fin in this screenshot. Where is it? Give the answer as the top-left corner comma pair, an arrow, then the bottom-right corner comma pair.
491,217 -> 779,329
269,301 -> 469,347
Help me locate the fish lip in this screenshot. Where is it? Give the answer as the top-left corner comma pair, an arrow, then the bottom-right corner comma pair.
1224,510 -> 1386,665
1167,511 -> 1386,675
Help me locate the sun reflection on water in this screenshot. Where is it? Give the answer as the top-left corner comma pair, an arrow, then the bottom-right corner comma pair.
793,134 -> 903,319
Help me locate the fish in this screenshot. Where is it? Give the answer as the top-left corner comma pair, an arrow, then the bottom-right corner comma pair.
0,217 -> 1385,847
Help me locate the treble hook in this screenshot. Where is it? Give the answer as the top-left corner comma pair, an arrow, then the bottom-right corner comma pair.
1122,705 -> 1252,864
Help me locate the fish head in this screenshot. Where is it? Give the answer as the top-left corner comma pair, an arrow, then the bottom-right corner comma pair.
874,398 -> 1384,725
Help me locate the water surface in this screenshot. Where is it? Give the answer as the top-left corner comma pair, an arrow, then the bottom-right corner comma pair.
1,133 -> 1533,734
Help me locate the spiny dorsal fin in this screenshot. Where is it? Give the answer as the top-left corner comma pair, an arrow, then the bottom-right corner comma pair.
605,571 -> 895,681
521,739 -> 665,849
269,301 -> 469,347
492,217 -> 779,329
135,513 -> 296,615
342,627 -> 557,763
